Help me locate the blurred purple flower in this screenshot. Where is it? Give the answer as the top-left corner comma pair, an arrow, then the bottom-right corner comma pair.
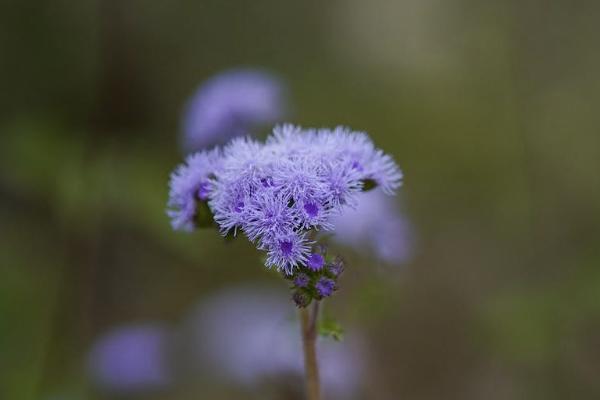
331,189 -> 413,264
328,257 -> 345,277
87,324 -> 172,393
182,285 -> 365,398
181,69 -> 287,153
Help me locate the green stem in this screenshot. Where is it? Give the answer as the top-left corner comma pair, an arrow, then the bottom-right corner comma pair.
300,301 -> 321,400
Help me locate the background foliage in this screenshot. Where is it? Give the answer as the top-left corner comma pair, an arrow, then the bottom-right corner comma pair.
1,1 -> 599,399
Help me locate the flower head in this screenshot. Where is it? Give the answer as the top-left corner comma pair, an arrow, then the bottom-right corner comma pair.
316,277 -> 336,297
293,273 -> 310,288
243,192 -> 296,242
168,124 -> 403,275
306,253 -> 325,271
263,232 -> 311,274
314,126 -> 403,194
181,69 -> 286,152
167,149 -> 221,231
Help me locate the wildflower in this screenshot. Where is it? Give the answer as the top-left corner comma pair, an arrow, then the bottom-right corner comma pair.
293,273 -> 310,288
306,253 -> 325,271
244,192 -> 296,242
181,69 -> 286,153
167,149 -> 221,231
263,232 -> 311,274
167,124 -> 403,278
314,126 -> 403,194
316,277 -> 336,298
320,161 -> 363,208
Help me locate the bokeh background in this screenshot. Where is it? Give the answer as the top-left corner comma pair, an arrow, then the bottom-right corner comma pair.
1,1 -> 600,399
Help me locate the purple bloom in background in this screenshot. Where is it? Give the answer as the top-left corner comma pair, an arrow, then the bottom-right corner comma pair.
182,285 -> 365,398
87,324 -> 172,393
181,69 -> 287,153
331,189 -> 413,264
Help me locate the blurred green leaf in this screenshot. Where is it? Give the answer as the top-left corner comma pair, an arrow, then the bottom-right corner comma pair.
319,317 -> 344,341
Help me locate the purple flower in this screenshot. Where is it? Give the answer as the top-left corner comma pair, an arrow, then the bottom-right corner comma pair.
263,232 -> 311,274
320,161 -> 364,208
331,189 -> 413,264
303,201 -> 319,217
306,253 -> 325,271
271,160 -> 324,203
181,69 -> 286,153
294,273 -> 310,288
243,192 -> 296,242
209,137 -> 274,235
267,125 -> 403,194
316,277 -> 336,297
168,124 -> 403,274
314,126 -> 403,194
87,324 -> 172,393
167,149 -> 221,231
196,181 -> 211,201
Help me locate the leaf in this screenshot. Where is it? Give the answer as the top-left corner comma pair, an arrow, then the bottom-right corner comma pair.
319,317 -> 344,341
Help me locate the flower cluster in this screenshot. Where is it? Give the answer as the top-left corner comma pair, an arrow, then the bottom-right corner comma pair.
290,252 -> 345,307
167,124 -> 402,301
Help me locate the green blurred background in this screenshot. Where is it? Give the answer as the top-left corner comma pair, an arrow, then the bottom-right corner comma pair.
1,1 -> 600,399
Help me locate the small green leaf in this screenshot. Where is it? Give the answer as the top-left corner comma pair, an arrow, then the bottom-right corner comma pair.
361,179 -> 378,192
319,317 -> 344,341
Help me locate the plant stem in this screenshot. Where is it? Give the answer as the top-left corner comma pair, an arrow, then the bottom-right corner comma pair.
300,301 -> 321,400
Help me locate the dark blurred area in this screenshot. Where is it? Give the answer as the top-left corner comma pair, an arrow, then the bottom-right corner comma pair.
1,1 -> 600,399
